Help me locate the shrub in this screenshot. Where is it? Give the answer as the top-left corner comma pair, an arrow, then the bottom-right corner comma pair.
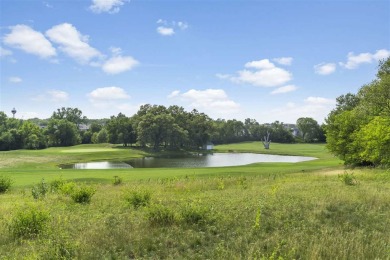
9,205 -> 50,239
59,181 -> 77,196
32,178 -> 49,199
113,176 -> 123,186
50,177 -> 66,192
181,203 -> 209,225
338,171 -> 358,186
0,175 -> 12,193
125,190 -> 151,209
70,185 -> 96,204
147,204 -> 176,226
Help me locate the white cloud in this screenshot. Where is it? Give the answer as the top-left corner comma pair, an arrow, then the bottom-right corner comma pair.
88,86 -> 130,101
268,96 -> 335,123
87,86 -> 131,112
215,73 -> 231,79
89,0 -> 129,14
156,19 -> 188,36
270,85 -> 297,95
167,90 -> 180,98
32,90 -> 69,103
339,49 -> 390,69
245,59 -> 275,70
373,49 -> 390,60
0,47 -> 13,57
221,58 -> 292,87
233,67 -> 292,87
314,63 -> 336,75
177,21 -> 189,30
47,90 -> 69,102
3,25 -> 56,59
304,96 -> 335,105
9,77 -> 22,83
46,23 -> 102,64
273,57 -> 293,66
102,55 -> 139,74
168,89 -> 240,115
157,26 -> 175,36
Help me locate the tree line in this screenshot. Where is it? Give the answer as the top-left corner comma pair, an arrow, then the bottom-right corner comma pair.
0,105 -> 325,151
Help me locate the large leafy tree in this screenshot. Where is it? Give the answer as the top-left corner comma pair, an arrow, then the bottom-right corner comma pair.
296,117 -> 323,142
51,107 -> 86,126
45,119 -> 81,147
106,113 -> 137,146
326,57 -> 390,166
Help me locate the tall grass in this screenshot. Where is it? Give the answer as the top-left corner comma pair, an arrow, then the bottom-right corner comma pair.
0,169 -> 389,259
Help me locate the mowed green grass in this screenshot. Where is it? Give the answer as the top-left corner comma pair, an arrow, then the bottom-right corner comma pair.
0,142 -> 341,187
1,143 -> 389,259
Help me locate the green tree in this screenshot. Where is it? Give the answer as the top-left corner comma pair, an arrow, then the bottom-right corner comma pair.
20,121 -> 46,149
326,57 -> 390,166
356,116 -> 390,166
296,117 -> 322,142
106,113 -> 136,146
51,107 -> 86,126
45,119 -> 81,147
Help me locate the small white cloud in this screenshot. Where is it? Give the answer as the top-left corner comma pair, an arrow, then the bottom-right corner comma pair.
156,19 -> 188,36
220,58 -> 293,87
109,46 -> 122,55
273,57 -> 293,66
373,49 -> 390,60
102,55 -> 139,74
3,24 -> 57,59
270,85 -> 297,95
88,86 -> 130,101
177,21 -> 189,30
46,23 -> 102,64
304,96 -> 335,105
339,49 -> 390,69
87,86 -> 131,111
314,63 -> 336,75
169,89 -> 240,115
48,90 -> 69,102
233,67 -> 292,87
9,77 -> 22,83
0,47 -> 13,57
268,96 -> 336,123
167,90 -> 180,98
89,0 -> 129,14
245,59 -> 275,70
216,73 -> 231,79
157,26 -> 175,36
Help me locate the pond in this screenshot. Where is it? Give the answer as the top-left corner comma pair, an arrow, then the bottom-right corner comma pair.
60,153 -> 317,169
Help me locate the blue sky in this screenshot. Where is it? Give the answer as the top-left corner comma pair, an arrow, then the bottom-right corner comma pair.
1,0 -> 389,123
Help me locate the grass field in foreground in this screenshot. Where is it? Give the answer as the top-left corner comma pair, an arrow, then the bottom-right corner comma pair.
0,143 -> 389,259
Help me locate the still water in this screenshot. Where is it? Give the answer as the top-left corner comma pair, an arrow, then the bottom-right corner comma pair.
60,153 -> 317,169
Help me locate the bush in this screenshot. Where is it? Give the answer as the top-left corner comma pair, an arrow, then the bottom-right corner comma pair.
147,204 -> 176,226
59,181 -> 77,196
113,176 -> 123,186
50,177 -> 66,192
125,190 -> 151,209
338,171 -> 358,186
32,178 -> 49,199
9,204 -> 50,239
181,203 -> 209,225
0,175 -> 12,193
70,185 -> 96,204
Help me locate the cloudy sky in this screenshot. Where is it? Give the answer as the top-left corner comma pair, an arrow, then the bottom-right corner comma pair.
1,0 -> 389,123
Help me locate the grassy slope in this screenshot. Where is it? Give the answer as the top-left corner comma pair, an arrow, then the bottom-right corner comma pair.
1,143 -> 389,259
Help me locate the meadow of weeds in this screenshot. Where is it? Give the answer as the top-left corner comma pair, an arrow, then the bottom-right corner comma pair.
0,143 -> 389,259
